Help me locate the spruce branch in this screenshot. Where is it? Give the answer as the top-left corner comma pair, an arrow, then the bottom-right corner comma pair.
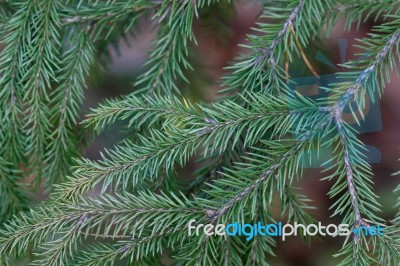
255,0 -> 305,66
332,111 -> 363,227
207,117 -> 332,224
0,192 -> 207,262
73,228 -> 182,265
55,93 -> 323,200
31,224 -> 82,266
323,17 -> 400,264
61,0 -> 151,42
0,1 -> 32,164
326,18 -> 400,226
223,0 -> 333,94
326,0 -> 400,32
330,27 -> 400,112
61,0 -> 153,25
0,0 -> 42,219
133,0 -> 199,95
189,118 -> 332,265
45,29 -> 95,186
83,94 -> 206,135
22,0 -> 62,183
53,130 -> 202,200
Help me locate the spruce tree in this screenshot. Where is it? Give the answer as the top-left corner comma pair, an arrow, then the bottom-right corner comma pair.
0,0 -> 400,265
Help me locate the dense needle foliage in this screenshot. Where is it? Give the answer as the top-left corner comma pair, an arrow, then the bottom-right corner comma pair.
0,0 -> 400,265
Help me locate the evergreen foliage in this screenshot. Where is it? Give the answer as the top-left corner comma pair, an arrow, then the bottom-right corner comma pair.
0,0 -> 400,265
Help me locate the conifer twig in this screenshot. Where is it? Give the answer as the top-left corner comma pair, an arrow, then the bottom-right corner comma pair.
329,27 -> 400,247
254,0 -> 305,65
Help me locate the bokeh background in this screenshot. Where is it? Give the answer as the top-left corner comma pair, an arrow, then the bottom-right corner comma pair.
77,1 -> 400,265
